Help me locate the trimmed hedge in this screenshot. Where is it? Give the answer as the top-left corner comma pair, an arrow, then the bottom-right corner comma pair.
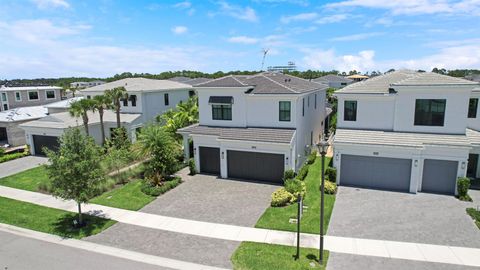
326,167 -> 337,182
284,178 -> 306,201
188,159 -> 196,175
457,177 -> 472,201
306,151 -> 317,165
283,169 -> 295,181
141,177 -> 181,197
271,188 -> 294,207
0,151 -> 29,163
296,164 -> 309,181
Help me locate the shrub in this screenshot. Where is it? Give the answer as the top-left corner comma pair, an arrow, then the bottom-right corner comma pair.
307,151 -> 317,164
141,177 -> 182,197
323,181 -> 337,195
270,188 -> 294,207
296,164 -> 309,181
0,151 -> 29,163
188,159 -> 196,175
284,179 -> 306,201
0,147 -> 4,157
457,177 -> 472,201
283,169 -> 295,181
326,167 -> 337,182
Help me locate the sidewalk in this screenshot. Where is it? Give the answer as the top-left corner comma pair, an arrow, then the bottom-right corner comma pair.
1,185 -> 479,268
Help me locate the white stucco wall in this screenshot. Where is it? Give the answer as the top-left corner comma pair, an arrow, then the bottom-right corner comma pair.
337,95 -> 395,131
198,87 -> 249,127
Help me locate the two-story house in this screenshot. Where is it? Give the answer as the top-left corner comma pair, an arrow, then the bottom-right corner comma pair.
0,85 -> 62,111
333,70 -> 479,195
178,72 -> 328,184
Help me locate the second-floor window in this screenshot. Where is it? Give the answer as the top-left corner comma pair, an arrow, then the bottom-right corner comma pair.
279,101 -> 291,121
122,98 -> 128,107
15,92 -> 21,101
164,93 -> 169,106
46,90 -> 55,99
1,93 -> 6,102
469,98 -> 478,118
414,99 -> 446,126
212,104 -> 232,120
302,98 -> 305,116
344,100 -> 357,121
130,95 -> 137,107
28,91 -> 39,100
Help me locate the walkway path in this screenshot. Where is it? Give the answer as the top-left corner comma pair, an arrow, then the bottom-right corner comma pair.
1,185 -> 479,268
0,155 -> 48,178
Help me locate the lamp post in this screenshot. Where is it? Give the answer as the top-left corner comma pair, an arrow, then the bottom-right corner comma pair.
316,136 -> 329,264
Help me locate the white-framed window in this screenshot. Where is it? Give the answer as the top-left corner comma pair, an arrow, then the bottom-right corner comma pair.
46,90 -> 56,99
28,91 -> 39,100
1,92 -> 6,102
15,92 -> 21,101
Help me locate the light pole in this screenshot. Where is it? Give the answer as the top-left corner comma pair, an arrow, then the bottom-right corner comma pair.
316,136 -> 329,264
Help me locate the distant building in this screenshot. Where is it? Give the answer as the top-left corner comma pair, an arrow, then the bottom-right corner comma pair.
0,106 -> 48,147
346,74 -> 369,82
313,74 -> 353,89
0,85 -> 62,111
267,62 -> 297,72
70,80 -> 105,89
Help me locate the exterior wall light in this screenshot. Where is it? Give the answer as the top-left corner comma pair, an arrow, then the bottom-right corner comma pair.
335,152 -> 339,161
414,160 -> 418,167
193,148 -> 196,155
461,161 -> 466,169
221,151 -> 225,159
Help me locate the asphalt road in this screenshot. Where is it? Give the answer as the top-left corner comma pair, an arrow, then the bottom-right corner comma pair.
0,230 -> 171,270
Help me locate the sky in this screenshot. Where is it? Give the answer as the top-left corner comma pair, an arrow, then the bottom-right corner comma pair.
0,0 -> 479,79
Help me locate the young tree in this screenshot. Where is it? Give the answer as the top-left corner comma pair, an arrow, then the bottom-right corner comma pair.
69,99 -> 96,136
45,128 -> 105,226
105,86 -> 127,128
92,95 -> 112,145
135,124 -> 180,186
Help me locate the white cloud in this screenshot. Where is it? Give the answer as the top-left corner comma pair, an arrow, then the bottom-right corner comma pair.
228,36 -> 259,44
280,12 -> 318,23
216,1 -> 259,22
316,14 -> 348,24
173,1 -> 191,9
31,0 -> 69,9
302,49 -> 376,72
171,26 -> 188,35
253,0 -> 310,6
330,32 -> 383,41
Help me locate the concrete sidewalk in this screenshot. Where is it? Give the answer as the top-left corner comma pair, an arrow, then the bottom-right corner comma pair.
0,155 -> 48,178
1,185 -> 480,268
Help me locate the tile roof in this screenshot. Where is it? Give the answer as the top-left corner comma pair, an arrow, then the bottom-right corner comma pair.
196,72 -> 326,94
81,78 -> 192,93
0,106 -> 47,123
178,124 -> 296,144
335,128 -> 471,148
336,70 -> 479,94
313,74 -> 353,83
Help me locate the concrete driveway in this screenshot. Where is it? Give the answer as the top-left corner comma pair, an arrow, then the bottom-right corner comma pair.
140,169 -> 279,227
328,186 -> 480,248
0,156 -> 48,178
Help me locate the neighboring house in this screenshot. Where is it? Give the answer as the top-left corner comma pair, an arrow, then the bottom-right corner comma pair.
346,74 -> 369,82
80,78 -> 193,123
0,85 -> 62,111
333,70 -> 480,195
0,106 -> 48,147
20,111 -> 142,156
168,77 -> 212,86
313,74 -> 353,88
178,72 -> 328,184
44,97 -> 84,114
70,80 -> 105,89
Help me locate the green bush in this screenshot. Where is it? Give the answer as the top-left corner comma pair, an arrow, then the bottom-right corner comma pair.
270,188 -> 294,207
0,147 -> 5,157
283,169 -> 295,181
323,181 -> 337,195
296,164 -> 309,181
284,179 -> 306,201
141,177 -> 181,197
457,177 -> 472,201
188,159 -> 196,175
307,151 -> 317,164
0,151 -> 29,163
326,167 -> 337,182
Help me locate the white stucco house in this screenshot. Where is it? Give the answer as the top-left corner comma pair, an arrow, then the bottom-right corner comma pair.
333,70 -> 480,195
178,72 -> 329,184
0,106 -> 48,147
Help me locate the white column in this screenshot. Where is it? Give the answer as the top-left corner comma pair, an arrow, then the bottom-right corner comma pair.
182,134 -> 190,162
220,146 -> 227,178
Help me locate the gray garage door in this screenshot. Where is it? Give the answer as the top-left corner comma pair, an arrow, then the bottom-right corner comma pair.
227,150 -> 284,183
0,127 -> 6,142
199,147 -> 220,175
422,159 -> 458,195
340,155 -> 411,192
33,135 -> 60,156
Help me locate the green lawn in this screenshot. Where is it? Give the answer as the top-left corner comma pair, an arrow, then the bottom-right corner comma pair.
467,208 -> 480,229
0,196 -> 116,239
90,180 -> 155,210
231,242 -> 329,270
255,157 -> 335,234
0,166 -> 50,192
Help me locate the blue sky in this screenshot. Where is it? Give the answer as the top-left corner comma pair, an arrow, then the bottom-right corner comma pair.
0,0 -> 479,79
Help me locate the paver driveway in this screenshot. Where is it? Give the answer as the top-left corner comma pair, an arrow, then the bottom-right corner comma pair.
0,156 -> 48,178
140,169 -> 280,227
328,186 -> 480,248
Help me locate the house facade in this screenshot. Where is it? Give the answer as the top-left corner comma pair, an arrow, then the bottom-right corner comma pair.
178,72 -> 328,184
313,74 -> 353,89
0,106 -> 48,147
333,70 -> 480,195
0,86 -> 62,111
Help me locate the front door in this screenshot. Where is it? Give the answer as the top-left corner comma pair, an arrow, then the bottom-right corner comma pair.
467,154 -> 478,178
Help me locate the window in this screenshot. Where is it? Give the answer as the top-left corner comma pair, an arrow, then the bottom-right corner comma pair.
308,96 -> 310,107
15,92 -> 21,101
130,95 -> 137,107
86,95 -> 91,99
414,99 -> 446,126
469,98 -> 478,118
1,93 -> 6,102
341,82 -> 347,86
3,104 -> 7,111
344,100 -> 357,121
122,98 -> 128,107
279,101 -> 291,121
28,91 -> 39,100
189,90 -> 195,97
310,131 -> 313,146
315,93 -> 317,109
212,104 -> 232,120
302,98 -> 305,116
46,90 -> 55,99
164,93 -> 169,106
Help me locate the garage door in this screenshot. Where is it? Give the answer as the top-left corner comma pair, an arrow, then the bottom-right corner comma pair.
0,127 -> 6,142
227,150 -> 284,183
199,147 -> 220,175
422,159 -> 458,195
340,155 -> 411,192
33,135 -> 60,156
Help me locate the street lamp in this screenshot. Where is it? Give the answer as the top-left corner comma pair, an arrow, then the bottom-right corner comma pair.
316,135 -> 329,264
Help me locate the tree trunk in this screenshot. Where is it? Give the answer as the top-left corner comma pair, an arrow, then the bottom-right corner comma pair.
99,109 -> 105,145
77,202 -> 83,225
83,114 -> 89,136
116,100 -> 121,128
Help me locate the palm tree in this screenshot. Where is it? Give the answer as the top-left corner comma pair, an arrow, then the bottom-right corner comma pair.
92,95 -> 112,145
69,99 -> 96,136
105,87 -> 127,128
158,96 -> 198,139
